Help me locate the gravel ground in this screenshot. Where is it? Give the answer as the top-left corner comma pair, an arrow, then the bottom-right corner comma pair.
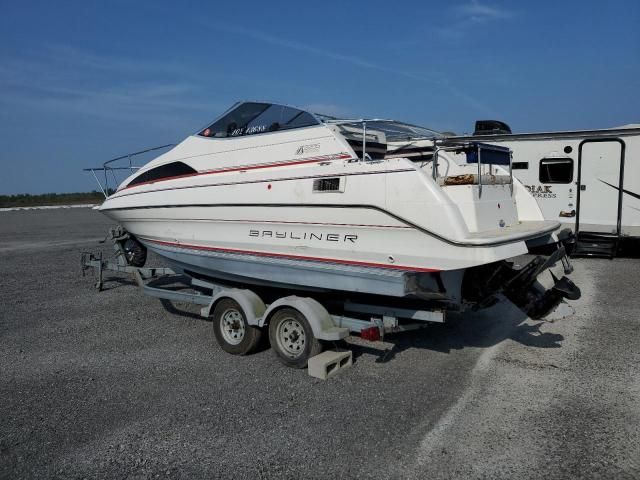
0,208 -> 638,479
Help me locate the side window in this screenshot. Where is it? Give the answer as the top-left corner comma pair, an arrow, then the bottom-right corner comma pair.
539,157 -> 573,184
128,162 -> 196,187
286,110 -> 320,128
512,162 -> 529,169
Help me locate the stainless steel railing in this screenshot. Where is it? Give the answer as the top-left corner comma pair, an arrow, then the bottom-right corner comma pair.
83,144 -> 174,198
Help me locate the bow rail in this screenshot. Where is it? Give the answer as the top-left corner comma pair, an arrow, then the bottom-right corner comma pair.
83,144 -> 174,198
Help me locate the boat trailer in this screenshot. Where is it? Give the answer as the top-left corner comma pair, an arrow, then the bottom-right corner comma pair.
81,228 -> 448,378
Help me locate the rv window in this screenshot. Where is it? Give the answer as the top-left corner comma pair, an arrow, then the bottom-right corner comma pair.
128,162 -> 197,187
539,157 -> 573,184
512,162 -> 529,169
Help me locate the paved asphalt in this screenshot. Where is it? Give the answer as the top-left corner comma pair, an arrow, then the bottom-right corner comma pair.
0,208 -> 638,479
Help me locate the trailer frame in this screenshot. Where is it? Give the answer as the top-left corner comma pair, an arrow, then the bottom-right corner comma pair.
81,228 -> 447,369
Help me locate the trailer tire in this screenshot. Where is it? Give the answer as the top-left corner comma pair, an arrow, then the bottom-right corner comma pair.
212,298 -> 262,355
268,308 -> 322,369
122,238 -> 147,267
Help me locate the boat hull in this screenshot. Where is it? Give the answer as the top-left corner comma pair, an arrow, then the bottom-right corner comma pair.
140,236 -> 464,302
97,193 -> 553,305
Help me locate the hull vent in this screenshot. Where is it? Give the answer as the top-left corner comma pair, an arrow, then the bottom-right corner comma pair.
313,177 -> 341,192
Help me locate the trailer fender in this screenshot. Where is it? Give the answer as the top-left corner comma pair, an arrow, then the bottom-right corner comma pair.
202,289 -> 266,327
261,296 -> 348,341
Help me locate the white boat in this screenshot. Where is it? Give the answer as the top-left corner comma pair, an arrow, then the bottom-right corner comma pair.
453,120 -> 640,257
91,101 -> 579,318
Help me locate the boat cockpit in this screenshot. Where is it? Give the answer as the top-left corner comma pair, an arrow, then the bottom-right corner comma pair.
194,101 -> 452,161
193,101 -> 509,173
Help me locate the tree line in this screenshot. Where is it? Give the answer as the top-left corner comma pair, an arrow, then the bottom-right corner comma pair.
0,191 -> 107,208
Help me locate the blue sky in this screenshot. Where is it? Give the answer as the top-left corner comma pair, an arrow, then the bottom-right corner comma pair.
1,0 -> 638,194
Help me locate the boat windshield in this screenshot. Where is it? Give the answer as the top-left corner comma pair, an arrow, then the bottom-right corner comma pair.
199,102 -> 320,138
364,121 -> 443,142
319,116 -> 443,142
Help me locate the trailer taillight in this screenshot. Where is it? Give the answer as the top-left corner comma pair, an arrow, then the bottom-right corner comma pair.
360,326 -> 381,341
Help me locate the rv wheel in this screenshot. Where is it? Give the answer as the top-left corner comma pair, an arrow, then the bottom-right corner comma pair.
212,298 -> 262,355
268,308 -> 322,369
122,238 -> 147,267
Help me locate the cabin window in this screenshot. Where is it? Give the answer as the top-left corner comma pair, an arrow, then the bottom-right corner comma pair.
539,157 -> 573,184
512,162 -> 529,169
199,102 -> 319,138
128,161 -> 197,187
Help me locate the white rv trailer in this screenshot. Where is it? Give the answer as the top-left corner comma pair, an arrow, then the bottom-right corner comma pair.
451,122 -> 640,257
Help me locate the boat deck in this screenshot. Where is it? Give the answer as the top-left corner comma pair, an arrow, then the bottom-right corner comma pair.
465,220 -> 560,244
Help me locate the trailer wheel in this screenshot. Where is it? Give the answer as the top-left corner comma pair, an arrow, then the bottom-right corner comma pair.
268,308 -> 322,369
212,299 -> 262,355
122,238 -> 147,267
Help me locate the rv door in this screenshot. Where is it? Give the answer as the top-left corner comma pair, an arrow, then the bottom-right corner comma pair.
576,139 -> 625,234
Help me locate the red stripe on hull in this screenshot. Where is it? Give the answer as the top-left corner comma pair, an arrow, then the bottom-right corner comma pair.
119,153 -> 352,192
142,238 -> 439,273
124,218 -> 411,229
